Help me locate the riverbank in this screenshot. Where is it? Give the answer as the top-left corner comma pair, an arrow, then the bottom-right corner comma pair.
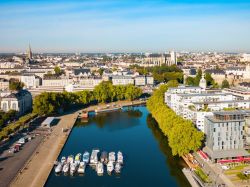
10,112 -> 78,187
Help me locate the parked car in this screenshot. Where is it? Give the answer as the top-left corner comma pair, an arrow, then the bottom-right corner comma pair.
243,170 -> 250,175
221,165 -> 230,170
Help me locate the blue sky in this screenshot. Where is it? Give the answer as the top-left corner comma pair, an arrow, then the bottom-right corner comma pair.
0,0 -> 250,53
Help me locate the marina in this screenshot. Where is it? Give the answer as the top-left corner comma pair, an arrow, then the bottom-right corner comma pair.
45,106 -> 190,187
54,150 -> 124,176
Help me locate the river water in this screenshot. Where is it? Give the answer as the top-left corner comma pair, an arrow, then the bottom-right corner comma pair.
45,106 -> 190,187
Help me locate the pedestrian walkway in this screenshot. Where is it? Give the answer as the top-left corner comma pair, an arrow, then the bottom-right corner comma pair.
193,152 -> 235,187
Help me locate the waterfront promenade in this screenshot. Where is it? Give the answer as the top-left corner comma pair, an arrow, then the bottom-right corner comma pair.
10,112 -> 78,187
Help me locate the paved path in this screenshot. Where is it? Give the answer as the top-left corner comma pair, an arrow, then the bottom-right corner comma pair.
10,112 -> 78,187
194,152 -> 236,187
0,136 -> 43,187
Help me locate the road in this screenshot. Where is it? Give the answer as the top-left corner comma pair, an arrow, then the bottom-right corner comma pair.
0,135 -> 43,187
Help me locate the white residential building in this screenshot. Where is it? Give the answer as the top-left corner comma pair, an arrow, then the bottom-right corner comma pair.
112,76 -> 134,85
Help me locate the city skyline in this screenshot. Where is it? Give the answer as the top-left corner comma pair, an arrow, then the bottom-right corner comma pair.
1,0 -> 250,53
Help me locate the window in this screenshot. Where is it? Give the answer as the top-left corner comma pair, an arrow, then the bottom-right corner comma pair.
2,102 -> 7,111
12,103 -> 17,111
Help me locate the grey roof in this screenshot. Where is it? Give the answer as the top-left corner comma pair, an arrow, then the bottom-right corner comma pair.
73,68 -> 90,75
203,146 -> 250,159
205,69 -> 225,75
239,82 -> 250,88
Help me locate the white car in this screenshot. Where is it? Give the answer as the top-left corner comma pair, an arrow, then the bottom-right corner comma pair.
221,165 -> 230,170
243,170 -> 250,175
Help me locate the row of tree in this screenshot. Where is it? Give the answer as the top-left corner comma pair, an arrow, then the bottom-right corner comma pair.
130,64 -> 183,83
0,110 -> 18,128
146,80 -> 204,157
33,81 -> 142,115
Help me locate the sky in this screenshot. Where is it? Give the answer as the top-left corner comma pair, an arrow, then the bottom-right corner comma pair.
0,0 -> 250,53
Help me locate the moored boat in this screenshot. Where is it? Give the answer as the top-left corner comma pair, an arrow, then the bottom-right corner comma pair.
117,151 -> 123,164
63,163 -> 69,173
115,162 -> 121,173
96,162 -> 104,175
67,155 -> 74,164
107,161 -> 114,174
70,162 -> 77,175
61,156 -> 66,164
75,153 -> 81,165
78,162 -> 86,174
108,152 -> 116,163
90,149 -> 100,165
55,163 -> 63,173
82,151 -> 90,163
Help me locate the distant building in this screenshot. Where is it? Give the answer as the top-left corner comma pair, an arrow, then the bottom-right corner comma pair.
204,111 -> 250,162
112,76 -> 134,85
0,90 -> 32,116
134,76 -> 146,86
42,77 -> 73,87
27,44 -> 32,60
241,53 -> 250,62
21,74 -> 41,89
199,73 -> 207,90
143,52 -> 177,66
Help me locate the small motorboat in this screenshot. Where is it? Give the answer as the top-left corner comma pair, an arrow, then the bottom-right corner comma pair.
63,162 -> 69,173
70,162 -> 77,175
61,156 -> 66,164
96,162 -> 104,175
117,151 -> 123,164
55,163 -> 63,173
82,151 -> 90,163
75,153 -> 81,165
115,162 -> 121,174
107,161 -> 114,174
67,155 -> 74,164
78,162 -> 86,174
108,152 -> 116,163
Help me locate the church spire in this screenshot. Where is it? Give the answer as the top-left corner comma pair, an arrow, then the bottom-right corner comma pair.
27,44 -> 32,59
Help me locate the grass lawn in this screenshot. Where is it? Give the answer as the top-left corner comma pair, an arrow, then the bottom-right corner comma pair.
195,167 -> 212,183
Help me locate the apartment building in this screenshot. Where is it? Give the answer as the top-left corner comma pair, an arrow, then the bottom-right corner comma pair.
204,111 -> 250,162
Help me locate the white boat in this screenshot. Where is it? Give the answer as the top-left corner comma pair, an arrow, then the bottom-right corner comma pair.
115,162 -> 121,173
82,151 -> 90,163
90,149 -> 100,165
78,162 -> 86,174
107,161 -> 114,174
63,163 -> 69,173
117,151 -> 123,164
96,162 -> 104,175
67,155 -> 74,164
108,152 -> 116,163
75,153 -> 81,165
55,163 -> 63,173
61,156 -> 66,164
70,162 -> 77,175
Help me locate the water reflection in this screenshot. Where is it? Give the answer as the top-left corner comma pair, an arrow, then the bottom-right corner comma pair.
146,114 -> 191,187
75,109 -> 142,131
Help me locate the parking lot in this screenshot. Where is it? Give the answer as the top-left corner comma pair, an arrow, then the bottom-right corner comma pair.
0,134 -> 44,187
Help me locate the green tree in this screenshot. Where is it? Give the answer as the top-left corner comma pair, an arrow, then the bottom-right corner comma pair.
221,79 -> 230,89
54,66 -> 62,75
9,78 -> 24,91
146,81 -> 204,157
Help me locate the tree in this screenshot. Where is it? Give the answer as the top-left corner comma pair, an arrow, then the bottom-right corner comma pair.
205,73 -> 214,86
146,82 -> 204,157
9,78 -> 24,91
221,79 -> 230,89
54,66 -> 62,75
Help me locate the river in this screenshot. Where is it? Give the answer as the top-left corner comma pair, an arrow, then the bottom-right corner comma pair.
45,106 -> 190,187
